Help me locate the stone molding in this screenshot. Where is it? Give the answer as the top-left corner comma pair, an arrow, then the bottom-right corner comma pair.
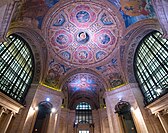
124,19 -> 161,83
146,93 -> 168,114
0,92 -> 23,113
8,24 -> 48,84
105,83 -> 138,97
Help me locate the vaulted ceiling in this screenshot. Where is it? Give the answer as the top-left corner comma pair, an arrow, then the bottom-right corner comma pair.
11,0 -> 156,109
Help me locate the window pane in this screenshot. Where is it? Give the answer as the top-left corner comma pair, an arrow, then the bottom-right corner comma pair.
79,130 -> 89,133
0,34 -> 34,104
75,102 -> 93,124
76,102 -> 92,110
134,31 -> 168,105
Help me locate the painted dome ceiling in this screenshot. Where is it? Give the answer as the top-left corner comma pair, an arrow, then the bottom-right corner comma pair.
13,0 -> 156,91
11,0 -> 156,107
43,1 -> 123,66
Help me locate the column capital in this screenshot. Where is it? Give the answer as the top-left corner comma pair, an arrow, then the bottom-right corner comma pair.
156,110 -> 168,132
155,111 -> 162,116
0,106 -> 7,113
10,111 -> 16,116
163,108 -> 168,115
0,106 -> 7,118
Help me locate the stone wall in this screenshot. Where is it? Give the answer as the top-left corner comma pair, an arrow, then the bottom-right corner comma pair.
0,1 -> 18,41
152,0 -> 168,38
105,83 -> 164,133
8,85 -> 62,133
58,108 -> 110,133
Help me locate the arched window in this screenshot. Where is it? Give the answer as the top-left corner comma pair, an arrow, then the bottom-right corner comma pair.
134,31 -> 168,105
75,102 -> 93,124
0,34 -> 34,104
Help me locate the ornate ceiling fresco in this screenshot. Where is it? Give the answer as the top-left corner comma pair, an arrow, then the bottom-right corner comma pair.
10,0 -> 156,108
108,0 -> 156,27
12,0 -> 155,29
43,2 -> 122,66
41,0 -> 125,91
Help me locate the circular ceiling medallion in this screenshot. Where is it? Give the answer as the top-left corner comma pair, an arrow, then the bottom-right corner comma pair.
93,29 -> 116,49
74,46 -> 93,63
44,1 -> 122,66
70,5 -> 96,28
51,30 -> 73,49
76,31 -> 90,44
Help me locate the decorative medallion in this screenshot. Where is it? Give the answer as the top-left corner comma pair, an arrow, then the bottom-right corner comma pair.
51,30 -> 73,49
76,31 -> 90,44
74,46 -> 93,63
93,29 -> 116,49
70,5 -> 96,28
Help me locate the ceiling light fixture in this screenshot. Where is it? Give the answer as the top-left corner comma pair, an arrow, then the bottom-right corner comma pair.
51,108 -> 56,113
46,98 -> 50,102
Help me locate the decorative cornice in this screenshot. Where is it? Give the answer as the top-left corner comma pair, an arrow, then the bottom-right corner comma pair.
0,92 -> 24,113
146,93 -> 168,114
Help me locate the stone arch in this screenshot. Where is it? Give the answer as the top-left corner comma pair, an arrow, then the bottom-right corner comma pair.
59,68 -> 108,109
8,22 -> 48,84
123,19 -> 162,83
59,68 -> 109,91
33,101 -> 53,133
69,93 -> 99,110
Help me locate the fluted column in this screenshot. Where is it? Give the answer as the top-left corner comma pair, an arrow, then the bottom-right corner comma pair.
157,112 -> 168,133
0,111 -> 15,133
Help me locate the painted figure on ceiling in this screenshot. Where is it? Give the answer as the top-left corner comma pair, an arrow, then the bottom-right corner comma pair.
108,0 -> 155,27
120,0 -> 150,16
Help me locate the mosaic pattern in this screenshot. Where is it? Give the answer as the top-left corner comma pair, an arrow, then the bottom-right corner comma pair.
44,2 -> 121,66
45,0 -> 59,8
53,14 -> 65,26
74,46 -> 93,63
14,0 -> 155,30
96,58 -> 124,89
13,0 -> 60,29
63,73 -> 104,97
45,59 -> 71,88
76,11 -> 90,23
93,29 -> 116,49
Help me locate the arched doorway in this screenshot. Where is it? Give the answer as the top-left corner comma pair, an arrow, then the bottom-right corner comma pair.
33,101 -> 52,133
